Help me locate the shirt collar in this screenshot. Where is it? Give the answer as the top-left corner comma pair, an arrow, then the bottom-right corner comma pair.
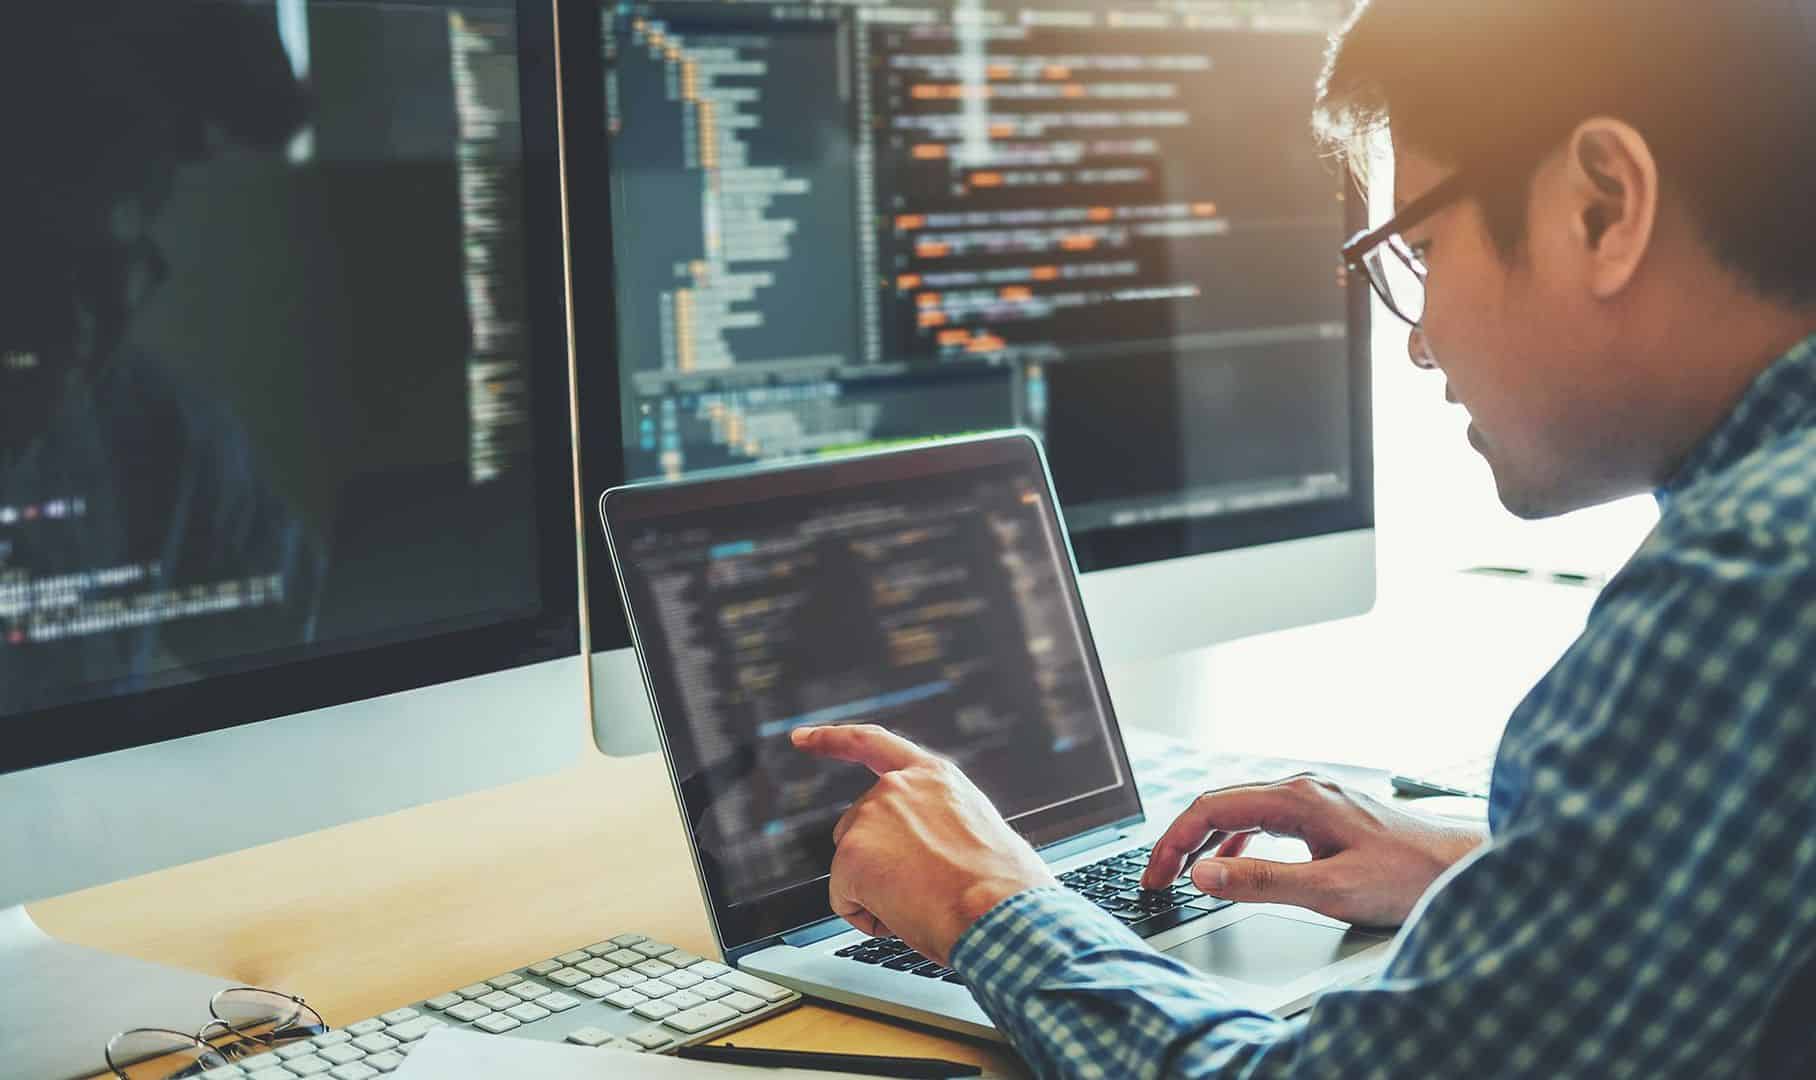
1659,331 -> 1816,503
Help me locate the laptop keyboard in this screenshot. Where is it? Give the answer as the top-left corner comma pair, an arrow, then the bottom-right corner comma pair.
833,844 -> 1235,978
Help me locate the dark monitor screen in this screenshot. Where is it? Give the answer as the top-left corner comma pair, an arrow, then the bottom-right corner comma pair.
603,434 -> 1142,946
1,1 -> 575,770
568,0 -> 1370,637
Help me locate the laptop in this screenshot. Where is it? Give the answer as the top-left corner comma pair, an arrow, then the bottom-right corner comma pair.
598,431 -> 1392,1041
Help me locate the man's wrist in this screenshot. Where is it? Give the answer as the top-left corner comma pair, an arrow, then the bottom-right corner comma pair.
944,875 -> 1051,957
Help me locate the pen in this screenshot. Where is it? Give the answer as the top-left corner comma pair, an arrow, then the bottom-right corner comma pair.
673,1042 -> 984,1078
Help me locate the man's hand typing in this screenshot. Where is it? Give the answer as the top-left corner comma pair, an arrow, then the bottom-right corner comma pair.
1143,774 -> 1486,927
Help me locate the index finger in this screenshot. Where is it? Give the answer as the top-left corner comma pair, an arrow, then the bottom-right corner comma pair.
1142,780 -> 1342,888
791,723 -> 932,775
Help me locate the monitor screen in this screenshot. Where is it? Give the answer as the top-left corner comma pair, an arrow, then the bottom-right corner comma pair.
604,434 -> 1140,944
573,0 -> 1367,596
1,1 -> 575,765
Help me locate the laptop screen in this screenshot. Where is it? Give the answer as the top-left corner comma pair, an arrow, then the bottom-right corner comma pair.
602,433 -> 1143,948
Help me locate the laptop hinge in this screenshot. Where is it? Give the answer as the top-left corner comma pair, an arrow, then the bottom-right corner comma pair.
1038,825 -> 1127,864
780,917 -> 852,948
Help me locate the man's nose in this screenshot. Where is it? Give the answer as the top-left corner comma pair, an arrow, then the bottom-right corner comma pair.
1408,326 -> 1437,370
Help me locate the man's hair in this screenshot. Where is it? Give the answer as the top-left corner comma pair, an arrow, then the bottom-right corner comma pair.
1314,0 -> 1816,306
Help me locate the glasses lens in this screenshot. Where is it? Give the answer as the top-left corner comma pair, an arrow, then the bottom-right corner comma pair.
211,988 -> 325,1045
105,1028 -> 225,1078
1364,237 -> 1426,325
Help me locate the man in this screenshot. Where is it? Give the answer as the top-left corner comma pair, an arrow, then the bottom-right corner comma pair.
793,1 -> 1816,1075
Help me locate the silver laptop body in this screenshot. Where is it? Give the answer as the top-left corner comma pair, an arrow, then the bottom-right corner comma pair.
599,432 -> 1391,1042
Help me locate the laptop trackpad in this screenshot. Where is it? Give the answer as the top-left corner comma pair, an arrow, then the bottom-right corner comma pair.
1162,914 -> 1385,988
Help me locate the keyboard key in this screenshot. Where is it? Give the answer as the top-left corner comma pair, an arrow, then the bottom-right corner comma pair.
637,980 -> 677,999
584,941 -> 620,956
606,970 -> 647,989
203,1067 -> 247,1080
278,1043 -> 319,1060
662,951 -> 702,969
1127,903 -> 1214,939
691,980 -> 732,1001
661,970 -> 703,989
328,1067 -> 378,1080
283,1055 -> 333,1076
509,982 -> 550,1001
423,993 -> 461,1011
312,1032 -> 353,1048
719,991 -> 766,1014
363,1052 -> 404,1074
318,1044 -> 365,1066
632,959 -> 676,978
610,933 -> 649,947
627,1027 -> 674,1051
578,957 -> 618,977
566,1026 -> 618,1048
477,990 -> 520,1011
241,1053 -> 286,1072
380,1007 -> 421,1024
548,967 -> 590,988
455,983 -> 492,999
247,1070 -> 292,1080
484,974 -> 522,991
690,960 -> 732,979
633,1000 -> 679,1020
384,1017 -> 441,1043
528,959 -> 563,976
505,1002 -> 551,1023
717,971 -> 792,1002
575,977 -> 616,999
445,1001 -> 491,1023
557,950 -> 591,965
664,989 -> 706,1010
914,965 -> 953,978
346,1021 -> 385,1040
632,941 -> 676,958
883,952 -> 928,971
606,949 -> 646,966
604,988 -> 648,1009
350,1034 -> 399,1055
662,1002 -> 739,1034
474,1014 -> 520,1035
536,991 -> 581,1013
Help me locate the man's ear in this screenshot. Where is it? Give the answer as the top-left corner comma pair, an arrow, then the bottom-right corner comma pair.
1564,118 -> 1659,300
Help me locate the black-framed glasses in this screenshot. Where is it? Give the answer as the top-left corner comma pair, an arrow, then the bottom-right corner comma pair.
1341,170 -> 1473,327
105,987 -> 327,1079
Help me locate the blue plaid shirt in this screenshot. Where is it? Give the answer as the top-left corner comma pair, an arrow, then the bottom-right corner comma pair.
951,333 -> 1816,1078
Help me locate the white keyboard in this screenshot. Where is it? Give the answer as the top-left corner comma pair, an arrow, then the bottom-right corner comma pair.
207,934 -> 800,1078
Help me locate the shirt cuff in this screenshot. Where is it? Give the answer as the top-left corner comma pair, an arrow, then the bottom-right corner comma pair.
949,886 -> 1142,1001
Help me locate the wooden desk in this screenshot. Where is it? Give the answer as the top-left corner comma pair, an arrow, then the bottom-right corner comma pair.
30,746 -> 1029,1076
30,569 -> 1585,1077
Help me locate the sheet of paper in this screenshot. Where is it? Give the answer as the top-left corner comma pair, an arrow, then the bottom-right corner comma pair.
397,1026 -> 882,1079
0,904 -> 238,1080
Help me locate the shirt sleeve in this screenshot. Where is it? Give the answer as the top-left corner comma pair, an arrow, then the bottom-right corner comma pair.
949,507 -> 1816,1079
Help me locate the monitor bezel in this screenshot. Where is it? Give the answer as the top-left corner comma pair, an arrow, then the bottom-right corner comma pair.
599,431 -> 1146,951
3,0 -> 581,777
561,0 -> 1375,657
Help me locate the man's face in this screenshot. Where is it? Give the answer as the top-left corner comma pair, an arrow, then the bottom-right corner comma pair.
1395,150 -> 1637,519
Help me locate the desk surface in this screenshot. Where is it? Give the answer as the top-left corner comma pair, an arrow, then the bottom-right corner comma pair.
31,741 -> 1031,1075
30,571 -> 1588,1077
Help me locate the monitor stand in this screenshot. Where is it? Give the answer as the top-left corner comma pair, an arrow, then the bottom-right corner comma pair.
1,905 -> 235,1080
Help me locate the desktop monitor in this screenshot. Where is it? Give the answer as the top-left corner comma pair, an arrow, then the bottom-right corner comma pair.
0,0 -> 581,910
564,0 -> 1375,753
